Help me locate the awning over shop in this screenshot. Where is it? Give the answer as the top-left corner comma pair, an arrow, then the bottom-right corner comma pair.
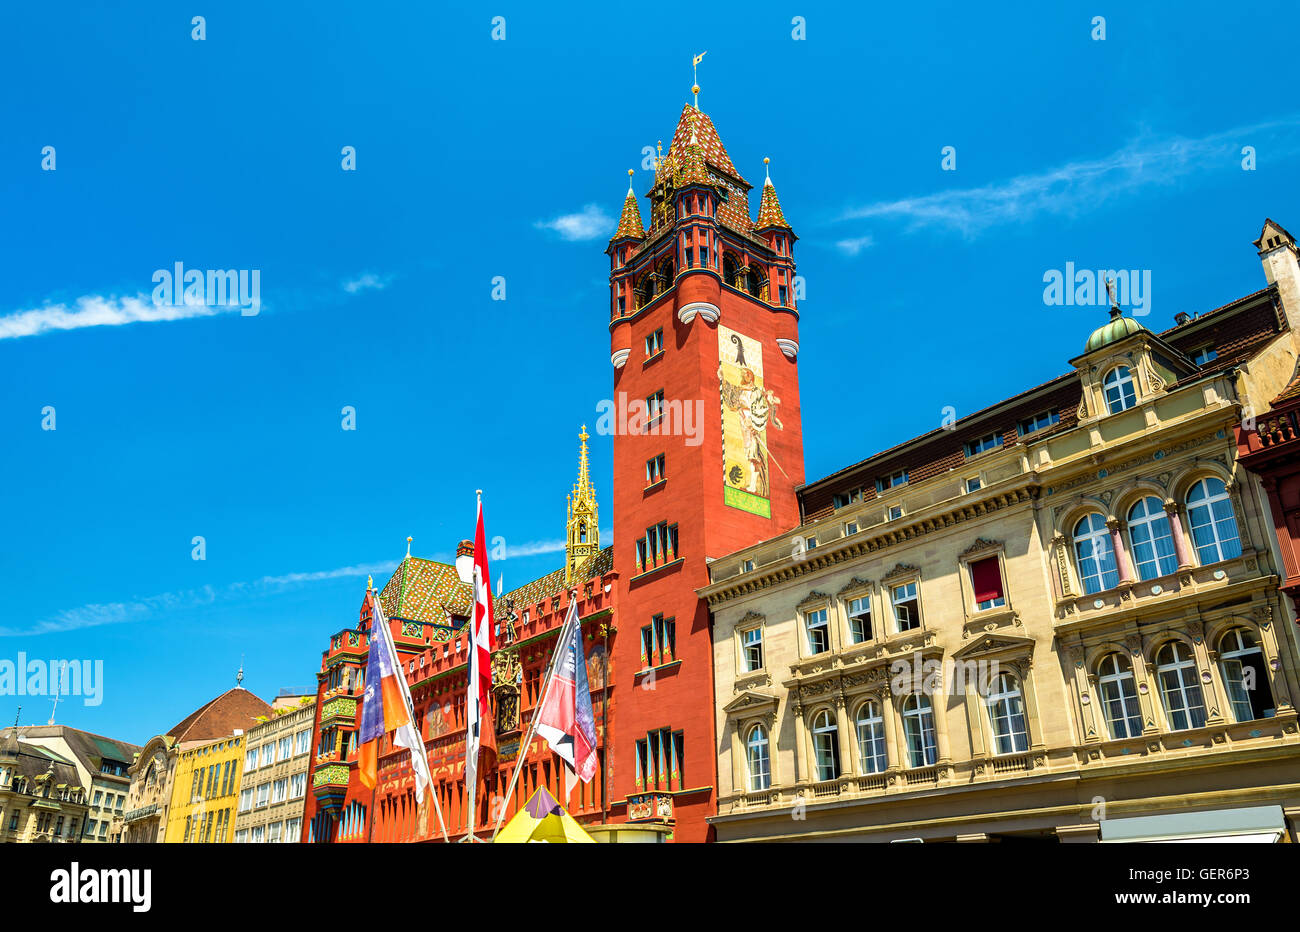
1100,805 -> 1286,843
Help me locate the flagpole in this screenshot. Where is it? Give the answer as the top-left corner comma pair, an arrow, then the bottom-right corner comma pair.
489,590 -> 580,841
369,581 -> 452,844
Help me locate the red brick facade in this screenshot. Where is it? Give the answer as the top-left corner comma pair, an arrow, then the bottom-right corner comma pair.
604,105 -> 806,841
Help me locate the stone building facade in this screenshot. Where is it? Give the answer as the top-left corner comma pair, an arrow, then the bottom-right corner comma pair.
0,729 -> 89,843
233,698 -> 314,843
17,725 -> 138,843
703,220 -> 1300,843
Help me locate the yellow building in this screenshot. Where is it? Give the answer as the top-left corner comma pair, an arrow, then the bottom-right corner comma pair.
703,220 -> 1300,843
166,732 -> 248,844
123,684 -> 273,842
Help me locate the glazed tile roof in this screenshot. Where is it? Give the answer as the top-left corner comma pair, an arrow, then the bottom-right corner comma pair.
379,556 -> 473,622
611,185 -> 645,242
165,688 -> 274,743
661,105 -> 754,236
666,104 -> 744,184
755,178 -> 790,230
498,545 -> 614,612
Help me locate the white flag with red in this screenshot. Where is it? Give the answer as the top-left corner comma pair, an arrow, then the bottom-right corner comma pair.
466,497 -> 498,796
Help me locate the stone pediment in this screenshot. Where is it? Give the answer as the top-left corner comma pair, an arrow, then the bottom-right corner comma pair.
796,590 -> 831,610
722,689 -> 780,715
951,630 -> 1036,661
837,576 -> 873,597
882,563 -> 919,582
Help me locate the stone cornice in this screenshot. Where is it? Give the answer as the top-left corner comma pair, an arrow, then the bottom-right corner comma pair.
701,485 -> 1038,607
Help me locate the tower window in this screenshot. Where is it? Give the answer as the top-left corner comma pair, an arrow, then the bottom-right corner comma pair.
645,454 -> 665,485
645,328 -> 664,357
779,285 -> 788,305
645,390 -> 665,426
700,245 -> 709,268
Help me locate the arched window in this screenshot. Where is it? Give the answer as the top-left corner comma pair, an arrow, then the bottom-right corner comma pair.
745,265 -> 767,299
1186,477 -> 1242,565
1219,628 -> 1275,722
1103,366 -> 1137,413
657,256 -> 676,288
811,710 -> 840,782
635,274 -> 654,308
1127,496 -> 1177,580
1073,513 -> 1119,594
901,695 -> 937,768
986,673 -> 1029,754
579,522 -> 587,544
855,701 -> 887,774
723,253 -> 741,289
1154,641 -> 1206,731
745,724 -> 771,791
1097,653 -> 1143,739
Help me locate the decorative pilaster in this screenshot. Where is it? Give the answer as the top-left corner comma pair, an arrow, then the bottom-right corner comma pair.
1106,516 -> 1135,583
1164,500 -> 1193,568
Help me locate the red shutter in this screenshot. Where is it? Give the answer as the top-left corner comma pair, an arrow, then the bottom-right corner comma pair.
971,557 -> 1004,604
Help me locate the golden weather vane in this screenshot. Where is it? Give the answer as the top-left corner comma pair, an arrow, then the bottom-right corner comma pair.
692,51 -> 707,108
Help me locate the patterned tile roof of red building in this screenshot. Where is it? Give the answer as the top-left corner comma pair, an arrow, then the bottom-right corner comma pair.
666,104 -> 744,184
755,177 -> 790,230
611,181 -> 645,243
498,545 -> 614,612
165,688 -> 274,743
379,556 -> 473,623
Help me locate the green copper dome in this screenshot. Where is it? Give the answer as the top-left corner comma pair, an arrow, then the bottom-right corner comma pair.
1085,306 -> 1147,353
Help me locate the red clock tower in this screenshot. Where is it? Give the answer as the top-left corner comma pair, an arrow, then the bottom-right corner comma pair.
604,98 -> 805,841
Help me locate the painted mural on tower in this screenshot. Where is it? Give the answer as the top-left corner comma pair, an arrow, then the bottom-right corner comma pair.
719,324 -> 783,518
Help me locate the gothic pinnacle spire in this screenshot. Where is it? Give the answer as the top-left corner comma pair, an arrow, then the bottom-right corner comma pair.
755,157 -> 791,231
610,170 -> 646,244
565,425 -> 599,584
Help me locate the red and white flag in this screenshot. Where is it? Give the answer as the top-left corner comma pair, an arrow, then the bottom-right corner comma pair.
466,495 -> 498,803
535,598 -> 599,802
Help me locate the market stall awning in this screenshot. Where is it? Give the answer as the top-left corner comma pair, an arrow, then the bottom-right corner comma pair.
1099,805 -> 1286,843
494,787 -> 595,844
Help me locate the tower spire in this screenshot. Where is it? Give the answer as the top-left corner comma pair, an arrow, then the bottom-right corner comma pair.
691,50 -> 706,109
565,425 -> 599,584
755,157 -> 791,231
610,169 -> 646,244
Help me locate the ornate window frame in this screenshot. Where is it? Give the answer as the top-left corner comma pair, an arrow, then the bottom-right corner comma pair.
836,577 -> 875,649
881,564 -> 923,638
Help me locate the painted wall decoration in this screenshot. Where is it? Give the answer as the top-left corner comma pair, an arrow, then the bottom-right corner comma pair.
719,325 -> 784,517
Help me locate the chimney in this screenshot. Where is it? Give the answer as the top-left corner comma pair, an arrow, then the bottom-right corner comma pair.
1254,218 -> 1300,331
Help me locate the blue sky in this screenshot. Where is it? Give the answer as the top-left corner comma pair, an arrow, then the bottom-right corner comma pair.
2,1 -> 1297,744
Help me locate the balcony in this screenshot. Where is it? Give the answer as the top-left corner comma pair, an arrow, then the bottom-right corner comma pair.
123,803 -> 159,823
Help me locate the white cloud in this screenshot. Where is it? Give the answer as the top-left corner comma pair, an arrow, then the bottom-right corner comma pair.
5,561 -> 398,638
835,235 -> 875,256
535,204 -> 614,241
342,272 -> 391,294
838,117 -> 1300,239
0,293 -> 234,341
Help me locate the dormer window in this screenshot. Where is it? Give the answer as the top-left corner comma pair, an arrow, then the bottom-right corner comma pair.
964,432 -> 1003,457
1192,346 -> 1218,366
832,488 -> 862,509
1103,366 -> 1137,413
